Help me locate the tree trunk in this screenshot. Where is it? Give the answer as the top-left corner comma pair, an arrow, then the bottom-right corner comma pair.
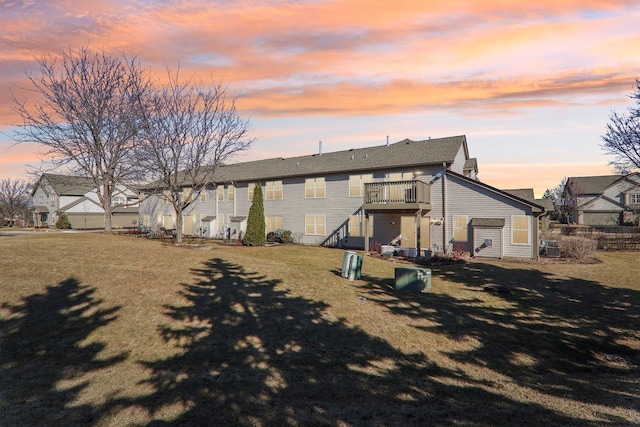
175,205 -> 183,243
103,182 -> 113,233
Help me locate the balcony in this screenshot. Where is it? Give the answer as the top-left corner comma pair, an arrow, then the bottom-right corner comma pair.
363,180 -> 431,212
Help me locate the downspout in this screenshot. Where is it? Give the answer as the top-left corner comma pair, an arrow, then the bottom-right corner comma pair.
442,163 -> 447,253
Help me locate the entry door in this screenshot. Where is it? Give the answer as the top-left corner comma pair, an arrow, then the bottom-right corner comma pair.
400,215 -> 416,248
183,215 -> 194,235
419,216 -> 430,251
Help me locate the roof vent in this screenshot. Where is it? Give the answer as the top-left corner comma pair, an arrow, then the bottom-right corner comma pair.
365,153 -> 368,158
318,140 -> 322,156
386,135 -> 389,146
351,154 -> 355,160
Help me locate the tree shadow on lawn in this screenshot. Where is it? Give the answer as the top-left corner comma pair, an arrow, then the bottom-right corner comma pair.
132,257 -> 597,426
0,278 -> 125,426
359,260 -> 640,425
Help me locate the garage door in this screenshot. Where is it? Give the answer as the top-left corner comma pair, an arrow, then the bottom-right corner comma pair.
583,212 -> 621,226
66,213 -> 104,230
113,212 -> 139,229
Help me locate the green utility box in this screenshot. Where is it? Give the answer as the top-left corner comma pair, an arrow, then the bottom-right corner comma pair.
394,267 -> 431,292
341,251 -> 363,281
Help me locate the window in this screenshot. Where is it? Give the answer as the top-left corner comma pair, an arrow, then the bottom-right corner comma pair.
200,190 -> 207,202
348,213 -> 373,237
305,214 -> 326,235
163,190 -> 171,203
217,185 -> 224,201
453,215 -> 468,241
49,195 -> 56,207
386,172 -> 412,181
512,216 -> 530,245
265,181 -> 283,200
163,215 -> 174,228
143,214 -> 151,227
111,196 -> 125,207
266,216 -> 283,233
39,195 -> 44,204
629,193 -> 640,204
305,177 -> 325,198
182,187 -> 192,202
227,185 -> 234,201
349,174 -> 373,197
248,183 -> 255,201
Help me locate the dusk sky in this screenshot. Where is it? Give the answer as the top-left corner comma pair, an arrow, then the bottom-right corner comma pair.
1,0 -> 639,196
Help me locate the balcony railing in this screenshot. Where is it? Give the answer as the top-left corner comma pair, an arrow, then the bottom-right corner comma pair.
364,180 -> 430,205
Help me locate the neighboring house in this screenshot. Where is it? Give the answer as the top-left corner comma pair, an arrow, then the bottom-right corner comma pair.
563,173 -> 640,226
30,173 -> 139,229
140,135 -> 546,259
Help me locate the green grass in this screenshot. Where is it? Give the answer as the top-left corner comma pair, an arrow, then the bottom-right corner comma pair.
0,233 -> 639,426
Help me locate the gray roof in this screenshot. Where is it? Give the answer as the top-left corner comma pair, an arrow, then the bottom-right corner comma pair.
190,135 -> 467,184
568,175 -> 621,195
464,158 -> 478,172
503,188 -> 536,203
37,173 -> 96,196
536,197 -> 555,211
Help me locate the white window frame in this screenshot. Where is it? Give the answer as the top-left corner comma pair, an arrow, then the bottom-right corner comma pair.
248,183 -> 256,201
305,214 -> 326,235
349,174 -> 373,197
305,177 -> 325,199
217,185 -> 224,201
511,215 -> 530,245
265,180 -> 283,200
629,193 -> 640,204
453,215 -> 468,242
227,184 -> 234,201
111,196 -> 125,207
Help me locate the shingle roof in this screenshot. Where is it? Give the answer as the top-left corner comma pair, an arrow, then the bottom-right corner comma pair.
464,158 -> 477,171
503,188 -> 535,203
536,197 -> 555,212
41,173 -> 96,196
568,175 -> 621,195
191,135 -> 467,184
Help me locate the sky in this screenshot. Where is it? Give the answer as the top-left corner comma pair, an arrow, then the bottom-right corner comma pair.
1,0 -> 639,197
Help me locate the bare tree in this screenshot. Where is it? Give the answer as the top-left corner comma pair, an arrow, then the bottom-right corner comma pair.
138,69 -> 254,243
557,177 -> 580,224
11,47 -> 151,232
0,178 -> 31,227
602,78 -> 640,174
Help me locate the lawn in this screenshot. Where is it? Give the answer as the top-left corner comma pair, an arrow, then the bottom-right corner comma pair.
0,232 -> 638,426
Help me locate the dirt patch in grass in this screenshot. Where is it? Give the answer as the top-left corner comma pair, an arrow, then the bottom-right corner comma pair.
1,233 -> 639,426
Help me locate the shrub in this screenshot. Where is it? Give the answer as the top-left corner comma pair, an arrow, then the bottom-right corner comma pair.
557,236 -> 597,260
280,229 -> 294,244
266,229 -> 294,244
55,213 -> 71,229
243,184 -> 266,246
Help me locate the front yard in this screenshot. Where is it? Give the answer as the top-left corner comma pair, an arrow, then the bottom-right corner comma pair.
0,233 -> 638,426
